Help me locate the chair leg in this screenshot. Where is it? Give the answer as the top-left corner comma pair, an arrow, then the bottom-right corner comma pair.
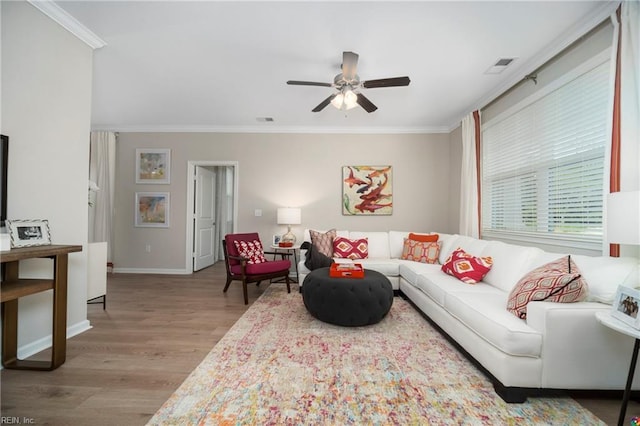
242,280 -> 249,305
285,274 -> 291,294
223,277 -> 232,293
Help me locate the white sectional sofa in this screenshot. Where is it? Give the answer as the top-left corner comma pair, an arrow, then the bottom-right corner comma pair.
298,229 -> 640,402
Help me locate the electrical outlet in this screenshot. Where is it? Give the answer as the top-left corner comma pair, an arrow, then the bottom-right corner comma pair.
145,244 -> 151,253
254,209 -> 262,217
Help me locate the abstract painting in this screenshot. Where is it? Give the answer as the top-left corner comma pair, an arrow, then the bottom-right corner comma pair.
342,166 -> 392,215
136,148 -> 170,184
135,192 -> 170,227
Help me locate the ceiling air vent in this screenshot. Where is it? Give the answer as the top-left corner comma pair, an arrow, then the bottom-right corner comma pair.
485,58 -> 517,74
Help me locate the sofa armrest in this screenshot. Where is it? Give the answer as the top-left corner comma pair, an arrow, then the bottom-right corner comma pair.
527,301 -> 640,389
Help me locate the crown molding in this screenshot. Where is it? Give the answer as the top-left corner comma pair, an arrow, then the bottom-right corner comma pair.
455,0 -> 620,128
90,124 -> 452,134
28,0 -> 106,49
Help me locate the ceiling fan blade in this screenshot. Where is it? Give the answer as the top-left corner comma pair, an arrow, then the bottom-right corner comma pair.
341,51 -> 359,80
312,94 -> 337,112
287,80 -> 333,87
362,76 -> 411,89
356,93 -> 378,113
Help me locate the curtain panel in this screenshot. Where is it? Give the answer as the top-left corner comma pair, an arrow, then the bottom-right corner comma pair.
459,111 -> 480,238
89,131 -> 117,263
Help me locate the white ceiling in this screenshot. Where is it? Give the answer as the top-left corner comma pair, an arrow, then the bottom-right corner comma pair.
52,0 -> 614,133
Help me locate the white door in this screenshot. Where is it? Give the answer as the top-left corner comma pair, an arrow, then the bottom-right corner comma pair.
193,166 -> 216,271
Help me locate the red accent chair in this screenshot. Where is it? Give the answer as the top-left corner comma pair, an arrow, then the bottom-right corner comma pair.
222,233 -> 291,304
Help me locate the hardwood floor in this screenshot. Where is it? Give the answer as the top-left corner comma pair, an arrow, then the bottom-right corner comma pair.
0,262 -> 636,425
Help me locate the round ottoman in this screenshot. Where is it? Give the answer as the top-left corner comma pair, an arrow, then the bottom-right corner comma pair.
302,267 -> 394,326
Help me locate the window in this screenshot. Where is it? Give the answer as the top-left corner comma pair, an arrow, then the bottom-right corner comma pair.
481,55 -> 610,251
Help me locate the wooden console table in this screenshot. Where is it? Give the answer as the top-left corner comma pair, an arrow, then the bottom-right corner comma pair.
1,244 -> 82,370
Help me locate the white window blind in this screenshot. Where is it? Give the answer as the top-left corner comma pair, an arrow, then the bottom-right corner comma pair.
481,57 -> 610,250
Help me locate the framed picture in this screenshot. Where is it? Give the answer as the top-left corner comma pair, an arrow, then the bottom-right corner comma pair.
612,285 -> 640,329
342,165 -> 393,216
136,148 -> 170,184
135,192 -> 170,228
272,235 -> 281,246
7,219 -> 51,248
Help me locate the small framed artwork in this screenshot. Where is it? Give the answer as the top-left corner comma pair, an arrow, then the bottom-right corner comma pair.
7,219 -> 52,248
135,192 -> 170,228
136,148 -> 170,184
272,235 -> 281,246
612,285 -> 640,329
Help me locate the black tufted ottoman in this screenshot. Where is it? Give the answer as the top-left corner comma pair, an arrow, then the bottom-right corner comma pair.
302,267 -> 394,326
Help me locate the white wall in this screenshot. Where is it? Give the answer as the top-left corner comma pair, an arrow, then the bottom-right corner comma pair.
113,132 -> 453,272
1,2 -> 93,355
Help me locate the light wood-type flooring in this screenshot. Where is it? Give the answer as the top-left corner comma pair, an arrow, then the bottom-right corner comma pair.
1,262 -> 637,425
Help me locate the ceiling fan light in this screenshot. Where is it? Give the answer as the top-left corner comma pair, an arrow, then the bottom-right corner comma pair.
344,90 -> 358,109
331,93 -> 345,109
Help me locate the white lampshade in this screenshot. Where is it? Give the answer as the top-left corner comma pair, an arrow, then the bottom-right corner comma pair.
607,191 -> 640,245
331,90 -> 358,110
277,207 -> 301,225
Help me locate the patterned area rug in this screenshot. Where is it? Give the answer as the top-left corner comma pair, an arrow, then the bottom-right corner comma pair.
148,285 -> 604,425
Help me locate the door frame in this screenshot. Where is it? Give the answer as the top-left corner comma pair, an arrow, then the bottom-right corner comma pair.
185,160 -> 239,274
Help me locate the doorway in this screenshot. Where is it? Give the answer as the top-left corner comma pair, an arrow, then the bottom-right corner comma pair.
186,161 -> 238,273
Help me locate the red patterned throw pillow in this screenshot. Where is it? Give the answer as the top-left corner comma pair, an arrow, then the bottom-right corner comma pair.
310,229 -> 337,258
441,248 -> 493,284
333,236 -> 368,259
401,239 -> 440,264
233,239 -> 267,264
507,256 -> 588,319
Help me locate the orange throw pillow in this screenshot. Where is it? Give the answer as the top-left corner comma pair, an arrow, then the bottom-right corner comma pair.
409,232 -> 439,243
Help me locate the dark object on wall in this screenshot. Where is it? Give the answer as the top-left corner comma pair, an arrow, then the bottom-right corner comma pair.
0,134 -> 8,228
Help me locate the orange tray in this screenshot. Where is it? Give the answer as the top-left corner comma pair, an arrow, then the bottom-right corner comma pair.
329,263 -> 364,279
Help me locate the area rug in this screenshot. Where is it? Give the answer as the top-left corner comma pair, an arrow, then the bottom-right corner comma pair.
148,285 -> 604,425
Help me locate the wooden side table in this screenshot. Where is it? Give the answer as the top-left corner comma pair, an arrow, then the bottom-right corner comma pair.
596,311 -> 640,426
1,244 -> 82,370
270,245 -> 300,283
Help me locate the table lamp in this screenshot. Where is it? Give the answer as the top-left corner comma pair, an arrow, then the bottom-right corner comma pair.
277,207 -> 301,246
608,191 -> 640,247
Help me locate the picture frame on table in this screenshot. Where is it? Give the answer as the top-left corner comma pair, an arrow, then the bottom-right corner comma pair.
135,192 -> 170,228
612,285 -> 640,329
6,219 -> 51,248
136,148 -> 171,184
272,235 -> 281,246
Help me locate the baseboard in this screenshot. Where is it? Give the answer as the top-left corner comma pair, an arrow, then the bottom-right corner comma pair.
112,267 -> 190,275
0,320 -> 93,370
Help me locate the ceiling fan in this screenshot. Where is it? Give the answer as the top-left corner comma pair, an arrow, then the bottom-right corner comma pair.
287,51 -> 410,113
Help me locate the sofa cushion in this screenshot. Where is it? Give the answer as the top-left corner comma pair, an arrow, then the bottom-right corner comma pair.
333,236 -> 368,259
349,231 -> 391,259
398,260 -> 441,287
438,233 -> 460,264
310,229 -> 337,257
481,241 -> 544,293
445,291 -> 543,358
415,272 -> 502,307
233,239 -> 266,264
389,231 -> 411,258
572,255 -> 639,304
357,259 -> 401,277
441,248 -> 493,284
401,239 -> 440,264
507,256 -> 588,319
408,232 -> 439,242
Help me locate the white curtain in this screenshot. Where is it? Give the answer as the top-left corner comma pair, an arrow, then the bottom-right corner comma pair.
620,1 -> 639,192
214,166 -> 234,261
459,112 -> 480,238
89,131 -> 116,262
